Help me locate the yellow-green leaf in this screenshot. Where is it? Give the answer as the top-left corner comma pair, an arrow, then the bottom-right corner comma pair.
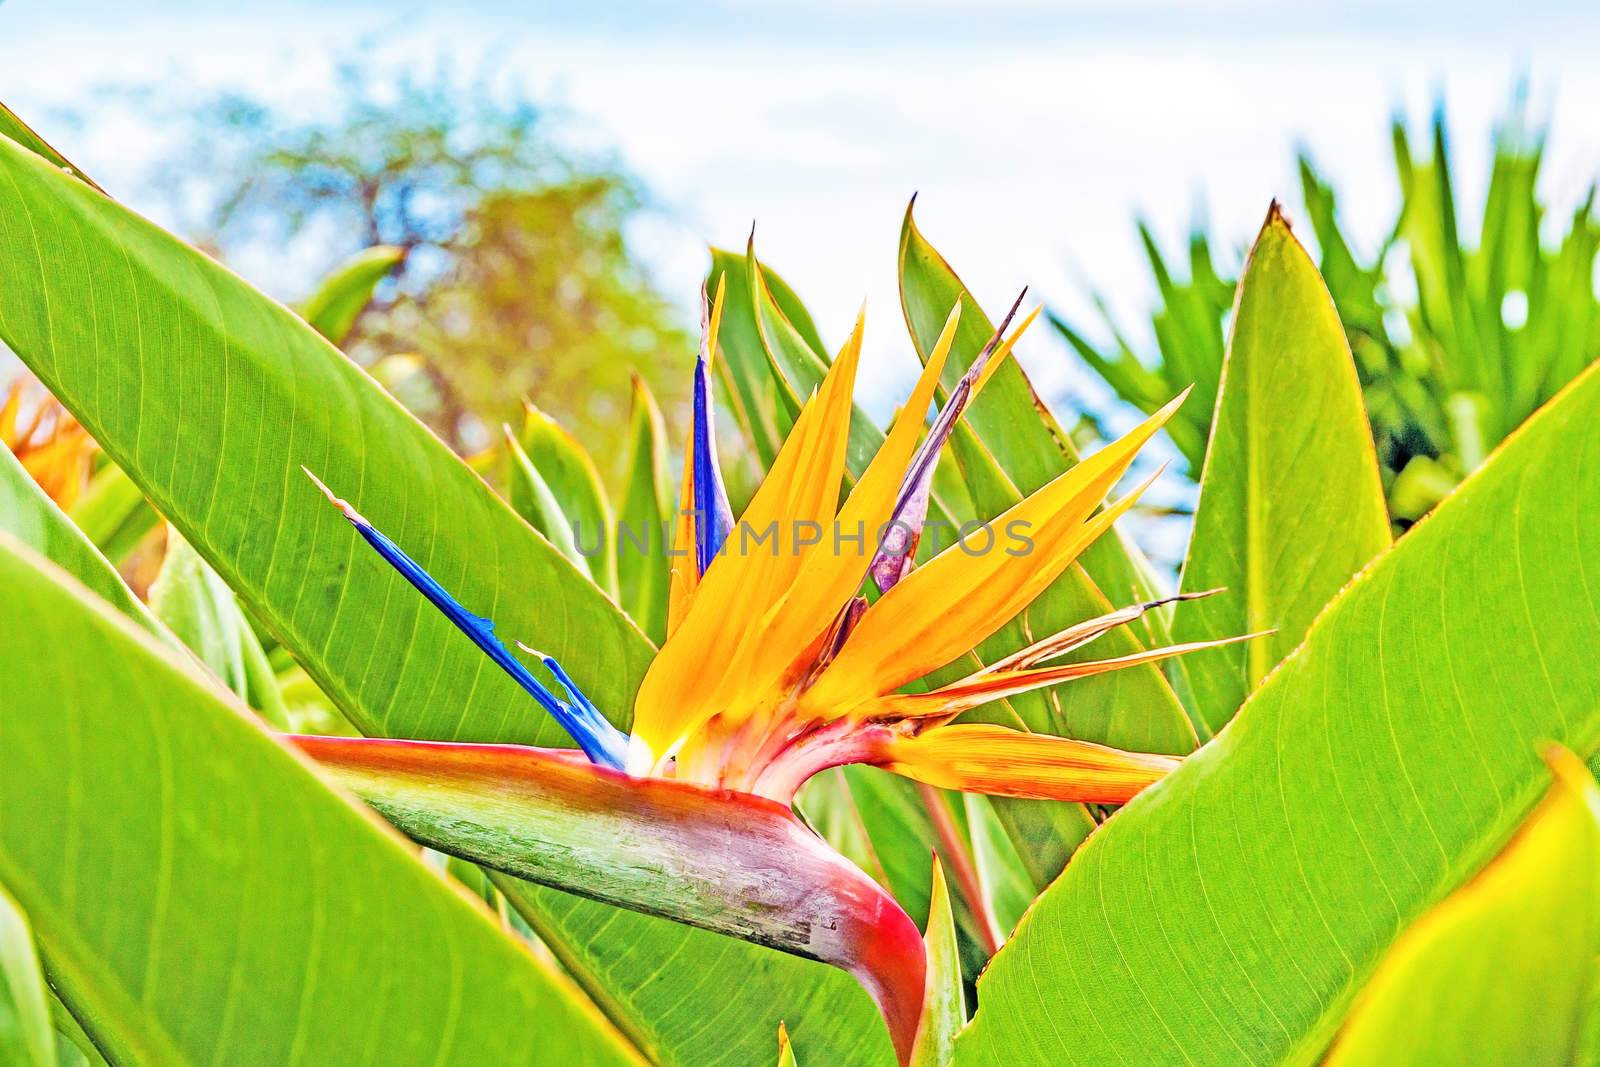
909,858 -> 964,1067
296,245 -> 405,346
148,524 -> 291,727
1326,747 -> 1600,1066
956,352 -> 1600,1065
520,403 -> 616,596
0,100 -> 102,194
505,432 -> 592,579
616,375 -> 671,642
1174,205 -> 1391,735
0,446 -> 154,635
0,883 -> 55,1067
0,534 -> 638,1066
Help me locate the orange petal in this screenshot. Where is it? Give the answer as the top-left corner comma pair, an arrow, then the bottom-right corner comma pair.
0,380 -> 21,446
726,299 -> 964,716
803,393 -> 1187,719
880,723 -> 1180,802
634,310 -> 865,765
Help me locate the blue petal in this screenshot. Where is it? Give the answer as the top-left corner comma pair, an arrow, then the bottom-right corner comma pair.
306,470 -> 629,769
691,355 -> 733,575
518,645 -> 614,740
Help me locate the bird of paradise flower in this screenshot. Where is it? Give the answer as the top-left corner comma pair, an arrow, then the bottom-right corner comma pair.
295,281 -> 1248,1064
1,375 -> 97,508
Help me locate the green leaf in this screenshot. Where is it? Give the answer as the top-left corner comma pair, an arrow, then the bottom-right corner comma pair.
504,432 -> 592,579
840,768 -> 941,930
0,129 -> 888,1067
747,245 -> 882,476
66,463 -> 158,563
50,993 -> 109,1067
0,101 -> 103,195
509,889 -> 889,1067
898,216 -> 1197,878
1325,748 -> 1600,1066
795,770 -> 890,890
296,244 -> 405,345
0,445 -> 154,634
1137,220 -> 1228,429
615,375 -> 671,642
960,794 -> 1034,939
909,860 -> 964,1067
1174,207 -> 1391,736
1047,312 -> 1208,468
706,249 -> 792,469
1396,113 -> 1494,431
898,202 -> 1072,496
520,402 -> 617,596
955,355 -> 1600,1065
0,534 -> 637,1066
149,524 -> 291,727
0,883 -> 56,1067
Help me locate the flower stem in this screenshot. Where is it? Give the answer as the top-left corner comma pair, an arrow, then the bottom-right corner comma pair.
915,782 -> 1003,957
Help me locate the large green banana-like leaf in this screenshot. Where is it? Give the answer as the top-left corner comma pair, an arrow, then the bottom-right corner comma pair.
0,883 -> 56,1067
0,131 -> 891,1066
1174,207 -> 1391,736
955,353 -> 1600,1063
0,103 -> 103,195
1325,748 -> 1600,1066
0,535 -> 637,1066
897,213 -> 1199,884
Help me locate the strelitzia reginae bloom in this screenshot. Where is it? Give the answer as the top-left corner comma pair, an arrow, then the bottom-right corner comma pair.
2,375 -> 97,508
295,281 -> 1241,1063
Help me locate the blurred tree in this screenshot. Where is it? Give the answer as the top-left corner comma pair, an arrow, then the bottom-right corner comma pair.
152,58 -> 691,457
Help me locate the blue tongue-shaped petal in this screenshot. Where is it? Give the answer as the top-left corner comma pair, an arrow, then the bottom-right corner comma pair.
691,350 -> 733,575
304,468 -> 629,769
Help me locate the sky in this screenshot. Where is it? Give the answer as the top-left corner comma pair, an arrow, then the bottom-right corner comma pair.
3,0 -> 1599,423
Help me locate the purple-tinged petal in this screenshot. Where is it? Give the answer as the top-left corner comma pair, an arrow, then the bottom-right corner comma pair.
869,290 -> 1028,593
